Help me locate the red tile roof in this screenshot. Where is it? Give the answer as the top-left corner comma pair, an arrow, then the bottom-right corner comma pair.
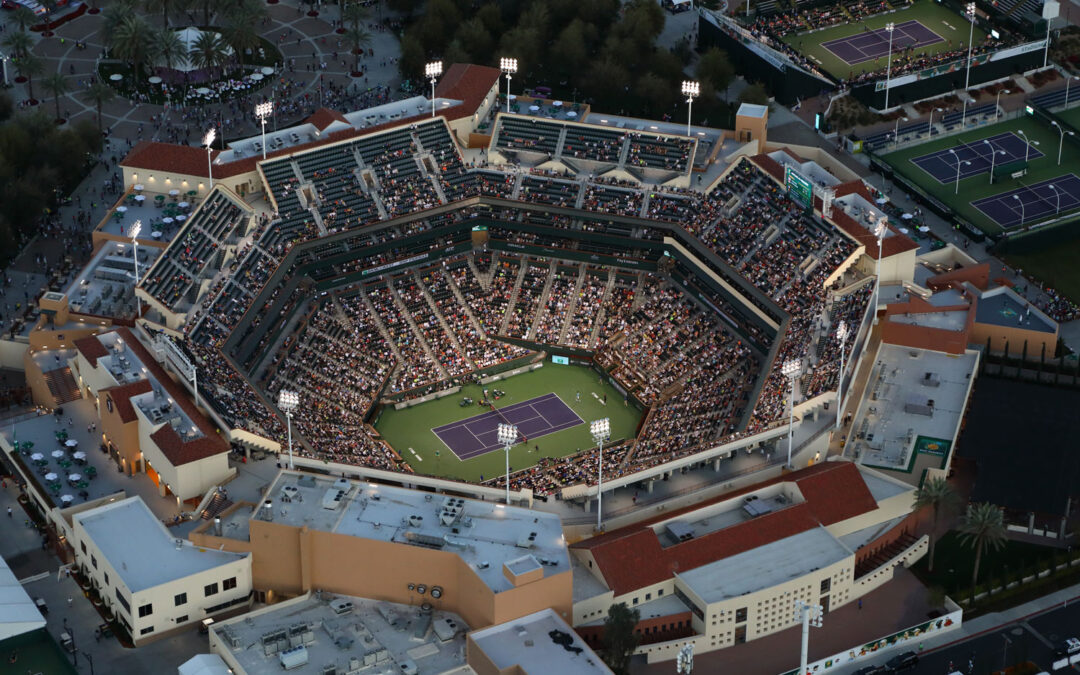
305,107 -> 349,131
75,335 -> 109,367
573,463 -> 881,595
435,63 -> 500,112
102,380 -> 153,424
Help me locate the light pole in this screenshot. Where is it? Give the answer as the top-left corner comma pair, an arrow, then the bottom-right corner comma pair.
892,116 -> 909,148
964,3 -> 976,91
961,95 -> 975,128
130,220 -> 142,318
82,650 -> 95,675
948,150 -> 972,194
995,89 -> 1011,120
884,23 -> 896,111
834,321 -> 849,430
873,217 -> 888,320
203,128 -> 215,190
425,60 -> 443,118
499,57 -> 517,114
1051,121 -> 1075,165
1013,194 -> 1026,226
591,418 -> 611,530
278,389 -> 298,469
927,107 -> 943,138
1066,75 -> 1080,109
1017,130 -> 1039,162
676,643 -> 694,674
983,140 -> 1005,183
255,100 -> 273,160
682,80 -> 700,138
795,601 -> 824,675
782,358 -> 801,468
1049,183 -> 1060,214
497,423 -> 518,504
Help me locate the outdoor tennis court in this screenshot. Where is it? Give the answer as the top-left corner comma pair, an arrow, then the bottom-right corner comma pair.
432,393 -> 584,460
822,20 -> 944,66
911,132 -> 1043,184
970,174 -> 1080,229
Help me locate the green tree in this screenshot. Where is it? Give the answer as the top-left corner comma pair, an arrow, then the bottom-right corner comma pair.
739,82 -> 770,106
111,14 -> 154,76
42,72 -> 69,122
914,477 -> 959,573
958,502 -> 1008,590
697,47 -> 735,100
454,18 -> 494,64
1,30 -> 33,59
550,19 -> 589,82
342,1 -> 369,30
635,72 -> 675,118
223,1 -> 267,72
602,602 -> 639,675
82,80 -> 116,134
0,91 -> 13,124
15,54 -> 44,101
345,27 -> 373,73
11,6 -> 38,33
397,35 -> 425,83
100,0 -> 139,53
189,30 -> 229,76
151,27 -> 189,71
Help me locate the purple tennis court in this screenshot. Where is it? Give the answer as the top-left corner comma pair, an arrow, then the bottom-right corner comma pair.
910,132 -> 1044,185
432,393 -> 584,460
822,20 -> 944,66
970,174 -> 1080,229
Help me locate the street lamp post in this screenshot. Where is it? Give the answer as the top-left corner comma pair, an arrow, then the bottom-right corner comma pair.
255,100 -> 273,160
1017,130 -> 1039,162
203,128 -> 216,190
927,107 -> 943,138
499,57 -> 517,114
892,116 -> 909,148
425,61 -> 442,118
948,152 -> 972,194
82,651 -> 95,675
130,220 -> 142,318
983,140 -> 1005,183
782,358 -> 801,468
591,418 -> 611,530
961,95 -> 976,129
995,89 -> 1012,120
1049,183 -> 1060,214
884,23 -> 896,111
1013,194 -> 1026,226
964,3 -> 976,91
1066,75 -> 1080,110
681,80 -> 700,138
277,389 -> 298,469
496,423 -> 518,504
834,321 -> 849,430
1051,121 -> 1075,165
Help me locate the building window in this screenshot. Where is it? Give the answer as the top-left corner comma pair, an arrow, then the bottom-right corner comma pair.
80,542 -> 87,554
138,604 -> 153,618
174,592 -> 187,606
735,607 -> 747,623
91,555 -> 98,569
645,593 -> 652,601
139,627 -> 154,635
222,577 -> 237,591
820,578 -> 831,594
657,589 -> 664,597
115,589 -> 130,613
204,582 -> 219,597
103,572 -> 109,586
632,598 -> 639,605
176,615 -> 188,624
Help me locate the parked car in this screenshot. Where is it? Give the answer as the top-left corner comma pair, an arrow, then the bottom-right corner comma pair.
852,665 -> 888,675
885,651 -> 919,672
1053,637 -> 1080,659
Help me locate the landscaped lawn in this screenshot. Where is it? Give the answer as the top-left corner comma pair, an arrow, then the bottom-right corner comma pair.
913,530 -> 1060,596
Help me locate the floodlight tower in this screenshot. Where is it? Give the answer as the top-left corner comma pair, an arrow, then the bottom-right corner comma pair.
255,101 -> 273,160
130,220 -> 142,318
425,60 -> 443,117
873,217 -> 888,316
676,643 -> 694,674
497,423 -> 518,504
591,418 -> 611,530
834,321 -> 849,430
500,57 -> 517,114
795,601 -> 825,675
278,389 -> 299,469
203,128 -> 216,190
681,80 -> 700,138
964,3 -> 976,91
883,23 -> 896,111
782,358 -> 801,468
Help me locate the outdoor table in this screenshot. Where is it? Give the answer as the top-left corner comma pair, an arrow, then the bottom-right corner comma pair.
44,472 -> 58,482
86,466 -> 98,478
116,206 -> 127,213
178,202 -> 189,209
169,189 -> 180,197
65,439 -> 78,448
529,105 -> 540,111
73,451 -> 86,460
51,450 -> 64,459
149,76 -> 162,84
134,184 -> 144,191
68,473 -> 82,483
176,214 -> 186,221
261,66 -> 275,75
134,195 -> 146,202
162,217 -> 174,225
566,111 -> 577,118
78,481 -> 89,490
109,74 -> 122,82
60,494 -> 74,504
58,460 -> 72,469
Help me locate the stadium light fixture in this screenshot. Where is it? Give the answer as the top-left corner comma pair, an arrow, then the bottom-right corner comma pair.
834,321 -> 849,430
995,89 -> 1011,120
1049,183 -> 1061,215
1013,194 -> 1026,226
795,600 -> 825,675
500,57 -> 517,114
425,61 -> 443,118
591,418 -> 611,530
892,116 -> 909,149
278,389 -> 299,469
964,3 -> 976,92
1017,130 -> 1040,163
927,107 -> 943,139
781,359 -> 801,468
255,101 -> 273,160
1050,121 -> 1075,165
681,81 -> 700,138
883,23 -> 895,111
872,218 -> 888,324
203,128 -> 216,189
130,220 -> 142,319
497,423 -> 518,504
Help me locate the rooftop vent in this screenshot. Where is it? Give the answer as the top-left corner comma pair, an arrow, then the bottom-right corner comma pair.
321,489 -> 346,511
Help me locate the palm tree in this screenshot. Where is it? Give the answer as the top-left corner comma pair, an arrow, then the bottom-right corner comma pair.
2,31 -> 33,59
111,15 -> 153,77
15,54 -> 44,101
342,1 -> 369,30
143,0 -> 178,28
42,72 -> 70,121
11,6 -> 38,33
151,27 -> 188,71
958,502 -> 1008,591
189,31 -> 229,78
914,477 -> 959,573
100,0 -> 139,52
222,0 -> 267,73
82,80 -> 116,134
345,27 -> 373,73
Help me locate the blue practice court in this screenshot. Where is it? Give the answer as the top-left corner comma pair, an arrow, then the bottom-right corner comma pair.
970,174 -> 1080,229
822,20 -> 944,66
910,132 -> 1045,184
431,393 -> 584,460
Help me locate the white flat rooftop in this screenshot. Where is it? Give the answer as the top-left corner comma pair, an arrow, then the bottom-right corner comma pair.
738,103 -> 768,119
257,471 -> 567,593
889,309 -> 968,332
212,593 -> 469,675
469,608 -> 612,675
63,239 -> 159,319
75,497 -> 247,592
676,527 -> 851,604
